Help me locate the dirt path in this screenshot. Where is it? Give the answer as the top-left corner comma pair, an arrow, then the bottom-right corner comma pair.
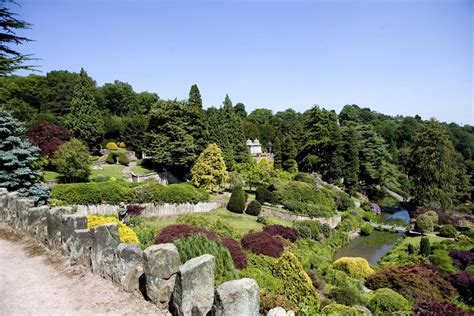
0,224 -> 166,316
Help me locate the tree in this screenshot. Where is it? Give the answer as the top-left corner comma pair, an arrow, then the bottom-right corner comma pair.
409,119 -> 462,210
227,186 -> 246,213
52,138 -> 91,183
234,102 -> 247,119
273,135 -> 282,169
0,109 -> 49,204
419,237 -> 431,256
98,80 -> 139,115
0,0 -> 36,76
122,115 -> 148,155
281,134 -> 297,162
341,125 -> 360,194
26,122 -> 70,157
65,68 -> 104,147
191,143 -> 229,192
234,159 -> 271,190
186,84 -> 209,153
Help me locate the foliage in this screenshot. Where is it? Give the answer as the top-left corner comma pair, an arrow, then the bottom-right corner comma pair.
293,172 -> 315,185
340,125 -> 361,194
366,288 -> 412,314
263,225 -> 300,242
191,143 -> 229,192
119,142 -> 126,148
234,159 -> 271,189
241,231 -> 284,257
173,234 -> 237,284
449,250 -> 474,270
126,204 -> 144,216
106,142 -> 119,150
321,304 -> 363,316
446,271 -> 474,305
117,152 -> 129,166
255,186 -> 276,204
365,264 -> 456,302
414,299 -> 469,316
333,191 -> 354,211
360,223 -> 373,236
239,254 -> 283,294
439,224 -> 458,238
26,122 -> 70,157
282,159 -> 298,173
259,292 -> 298,315
106,152 -> 117,164
155,224 -> 217,244
131,225 -> 157,249
87,215 -> 139,244
220,237 -> 247,269
51,181 -> 209,205
294,220 -> 323,241
176,214 -> 241,239
332,257 -> 375,278
226,185 -> 246,213
419,237 -> 431,256
415,213 -> 434,233
429,250 -> 457,275
245,200 -> 261,216
185,84 -> 209,154
0,110 -> 49,205
327,287 -> 364,306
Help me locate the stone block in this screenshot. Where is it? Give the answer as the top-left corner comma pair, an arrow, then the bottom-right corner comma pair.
61,214 -> 87,254
26,206 -> 49,242
47,207 -> 72,250
213,278 -> 260,316
90,223 -> 120,279
66,228 -> 93,267
113,243 -> 144,292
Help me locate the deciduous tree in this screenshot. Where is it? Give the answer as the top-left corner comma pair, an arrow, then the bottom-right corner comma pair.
52,138 -> 91,183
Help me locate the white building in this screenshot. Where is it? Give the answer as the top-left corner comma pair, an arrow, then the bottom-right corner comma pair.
246,139 -> 262,156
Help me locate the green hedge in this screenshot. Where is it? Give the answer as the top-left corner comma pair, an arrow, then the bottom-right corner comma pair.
51,181 -> 210,205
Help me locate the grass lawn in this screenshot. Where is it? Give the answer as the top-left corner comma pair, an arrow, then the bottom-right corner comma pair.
399,235 -> 448,247
131,164 -> 154,176
44,171 -> 60,181
90,165 -> 125,180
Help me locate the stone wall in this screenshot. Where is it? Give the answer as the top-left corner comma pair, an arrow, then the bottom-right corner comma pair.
0,188 -> 260,316
261,207 -> 341,229
127,171 -> 180,185
75,202 -> 221,217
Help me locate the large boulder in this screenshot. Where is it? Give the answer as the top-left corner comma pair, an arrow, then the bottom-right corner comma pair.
90,223 -> 120,279
114,243 -> 144,292
213,278 -> 260,316
66,228 -> 93,267
0,188 -> 8,220
47,206 -> 72,250
266,307 -> 287,316
26,206 -> 49,242
61,214 -> 87,254
143,244 -> 181,306
5,192 -> 19,225
172,254 -> 215,316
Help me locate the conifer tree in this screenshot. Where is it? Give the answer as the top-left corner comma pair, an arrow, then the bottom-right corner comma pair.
66,68 -> 104,147
186,84 -> 209,153
273,135 -> 283,169
341,125 -> 360,194
282,134 -> 297,162
191,143 -> 229,192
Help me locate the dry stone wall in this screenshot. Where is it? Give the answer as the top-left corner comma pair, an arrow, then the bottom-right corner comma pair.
261,207 -> 342,229
0,188 -> 260,316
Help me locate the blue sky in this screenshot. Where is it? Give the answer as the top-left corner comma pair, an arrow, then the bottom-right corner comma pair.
14,0 -> 474,124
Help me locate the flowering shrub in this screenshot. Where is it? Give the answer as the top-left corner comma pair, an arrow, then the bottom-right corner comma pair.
370,203 -> 381,216
333,257 -> 375,278
414,299 -> 469,316
154,224 -> 217,244
106,142 -> 119,150
449,250 -> 474,270
365,264 -> 456,302
263,225 -> 300,242
366,288 -> 412,314
446,272 -> 474,305
126,204 -> 144,216
241,231 -> 284,257
221,237 -> 247,269
87,215 -> 139,244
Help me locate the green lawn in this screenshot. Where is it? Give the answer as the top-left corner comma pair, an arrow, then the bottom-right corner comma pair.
89,165 -> 125,180
44,170 -> 60,181
131,164 -> 154,176
399,235 -> 448,247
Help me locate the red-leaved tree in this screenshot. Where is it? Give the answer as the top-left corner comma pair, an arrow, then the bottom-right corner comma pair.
27,122 -> 70,157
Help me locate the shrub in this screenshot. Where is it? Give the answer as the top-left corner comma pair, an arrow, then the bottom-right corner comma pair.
26,122 -> 70,157
429,250 -> 456,275
294,220 -> 322,241
282,159 -> 298,173
360,223 -> 373,236
106,142 -> 119,150
439,224 -> 458,238
90,174 -> 110,182
87,215 -> 139,244
52,138 -> 91,183
419,237 -> 431,256
245,200 -> 261,216
449,250 -> 474,270
333,257 -> 375,278
106,152 -> 118,164
328,287 -> 363,306
333,191 -> 354,211
239,254 -> 283,294
407,243 -> 415,254
263,225 -> 300,242
293,172 -> 315,185
321,304 -> 362,316
132,225 -> 158,249
191,143 -> 229,192
415,213 -> 434,233
227,186 -> 246,213
446,272 -> 474,305
119,142 -> 126,148
176,214 -> 241,239
321,223 -> 332,238
305,268 -> 325,290
259,292 -> 298,315
421,210 -> 439,225
173,234 -> 236,284
241,231 -> 284,257
118,152 -> 129,166
256,186 -> 274,205
126,204 -> 144,216
366,288 -> 412,314
221,237 -> 247,269
365,264 -> 456,302
154,224 -> 217,244
414,299 -> 469,316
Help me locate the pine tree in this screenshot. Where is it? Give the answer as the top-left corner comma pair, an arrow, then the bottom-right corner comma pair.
273,135 -> 282,169
66,68 -> 104,147
282,134 -> 297,162
341,125 -> 360,194
186,84 -> 209,153
0,110 -> 49,205
191,143 -> 229,192
409,119 -> 461,210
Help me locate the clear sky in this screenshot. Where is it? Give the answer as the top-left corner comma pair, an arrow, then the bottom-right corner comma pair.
14,0 -> 474,125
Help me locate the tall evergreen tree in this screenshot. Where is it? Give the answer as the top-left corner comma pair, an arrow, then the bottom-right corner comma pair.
282,134 -> 297,162
66,68 -> 104,147
186,84 -> 209,153
234,102 -> 247,119
273,135 -> 282,169
341,125 -> 360,194
409,119 -> 464,210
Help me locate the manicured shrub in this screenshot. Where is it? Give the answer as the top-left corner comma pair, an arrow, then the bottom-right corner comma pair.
419,237 -> 431,256
446,271 -> 474,305
449,250 -> 474,270
226,186 -> 246,213
366,288 -> 412,314
119,142 -> 126,148
365,264 -> 456,302
294,220 -> 322,241
429,250 -> 456,275
333,257 -> 375,278
126,204 -> 144,216
328,287 -> 363,306
173,234 -> 237,284
439,224 -> 458,238
191,143 -> 229,192
106,152 -> 118,164
241,231 -> 284,258
245,200 -> 261,216
415,212 -> 434,233
360,223 -> 373,236
176,214 -> 241,239
87,215 -> 139,244
255,186 -> 274,204
106,142 -> 119,150
321,304 -> 361,316
117,152 -> 129,166
414,299 -> 468,316
154,224 -> 217,244
263,225 -> 300,242
221,237 -> 247,269
259,292 -> 299,315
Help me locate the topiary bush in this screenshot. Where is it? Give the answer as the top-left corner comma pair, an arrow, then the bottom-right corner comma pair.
419,237 -> 431,256
327,287 -> 364,306
173,234 -> 237,284
220,237 -> 247,269
366,288 -> 412,314
414,299 -> 468,316
87,215 -> 139,244
119,142 -> 126,148
106,142 -> 119,150
365,264 -> 456,302
118,152 -> 129,166
439,224 -> 458,238
263,224 -> 300,242
154,224 -> 217,244
333,257 -> 375,278
241,231 -> 284,258
415,212 -> 434,233
227,186 -> 246,213
446,271 -> 474,305
245,200 -> 261,216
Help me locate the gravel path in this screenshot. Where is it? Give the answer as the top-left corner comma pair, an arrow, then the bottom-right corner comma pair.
0,224 -> 166,316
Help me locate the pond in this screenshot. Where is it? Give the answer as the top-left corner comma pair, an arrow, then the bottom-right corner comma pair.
380,208 -> 410,225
